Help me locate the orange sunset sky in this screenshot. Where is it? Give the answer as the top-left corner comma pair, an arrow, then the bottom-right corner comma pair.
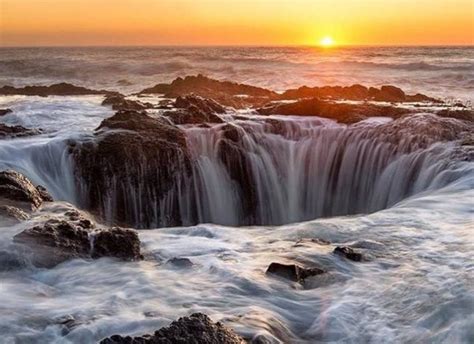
0,0 -> 473,46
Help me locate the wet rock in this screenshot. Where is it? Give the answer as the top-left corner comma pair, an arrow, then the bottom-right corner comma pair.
0,83 -> 112,96
140,74 -> 276,108
266,262 -> 325,282
0,108 -> 12,116
164,95 -> 226,125
294,238 -> 331,247
166,257 -> 194,268
334,246 -> 363,262
102,94 -> 153,111
0,123 -> 41,138
280,84 -> 439,103
100,312 -> 245,344
13,218 -> 141,268
0,205 -> 29,223
71,110 -> 191,227
0,170 -> 44,210
437,109 -> 474,122
258,98 -> 411,124
175,95 -> 226,114
36,185 -> 54,202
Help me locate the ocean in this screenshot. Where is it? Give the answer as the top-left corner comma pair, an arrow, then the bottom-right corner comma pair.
0,46 -> 473,343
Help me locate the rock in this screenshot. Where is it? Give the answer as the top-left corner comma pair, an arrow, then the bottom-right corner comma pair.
163,95 -> 226,125
0,83 -> 112,96
71,110 -> 191,227
0,205 -> 29,223
36,185 -> 54,202
166,257 -> 194,268
258,98 -> 411,124
374,85 -> 406,102
102,94 -> 152,111
100,313 -> 245,344
0,108 -> 12,116
266,262 -> 325,282
0,170 -> 44,210
0,123 -> 41,138
437,109 -> 474,122
140,74 -> 277,108
13,218 -> 141,268
334,246 -> 363,262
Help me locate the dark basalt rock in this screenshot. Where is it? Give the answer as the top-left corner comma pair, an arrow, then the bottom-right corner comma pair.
140,74 -> 277,108
36,185 -> 54,202
0,83 -> 112,96
163,95 -> 226,125
0,123 -> 41,138
334,246 -> 363,262
13,218 -> 141,268
100,312 -> 245,344
280,84 -> 439,103
0,205 -> 29,223
102,94 -> 153,111
166,257 -> 194,268
266,262 -> 325,282
437,109 -> 474,122
0,170 -> 45,210
71,110 -> 191,227
0,108 -> 12,116
258,98 -> 411,124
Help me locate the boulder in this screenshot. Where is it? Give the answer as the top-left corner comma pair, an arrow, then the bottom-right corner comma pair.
0,83 -> 112,96
100,313 -> 245,344
374,85 -> 406,102
163,95 -> 226,125
36,185 -> 54,202
334,246 -> 363,262
102,94 -> 153,111
71,110 -> 191,227
140,74 -> 277,108
0,108 -> 12,116
266,262 -> 325,282
258,98 -> 411,124
0,170 -> 47,210
0,123 -> 41,138
13,218 -> 141,268
166,257 -> 194,268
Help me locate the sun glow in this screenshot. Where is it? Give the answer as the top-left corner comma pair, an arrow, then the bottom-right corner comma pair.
320,36 -> 334,47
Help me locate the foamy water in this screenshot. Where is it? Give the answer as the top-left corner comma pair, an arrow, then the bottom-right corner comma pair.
0,47 -> 473,343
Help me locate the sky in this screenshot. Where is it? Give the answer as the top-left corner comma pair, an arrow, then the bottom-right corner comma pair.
0,0 -> 473,46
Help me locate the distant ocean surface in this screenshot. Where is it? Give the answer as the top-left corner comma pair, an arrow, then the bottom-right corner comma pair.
1,46 -> 473,101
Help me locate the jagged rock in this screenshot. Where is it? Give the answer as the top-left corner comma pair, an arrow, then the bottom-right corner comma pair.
100,313 -> 245,344
102,94 -> 153,111
334,246 -> 363,262
140,74 -> 276,108
71,110 -> 191,227
0,205 -> 29,223
258,98 -> 411,124
280,84 -> 439,103
166,257 -> 194,268
13,218 -> 141,268
0,108 -> 12,116
36,185 -> 54,202
0,123 -> 41,138
0,83 -> 112,96
0,170 -> 44,210
163,95 -> 226,125
266,262 -> 325,282
437,109 -> 474,122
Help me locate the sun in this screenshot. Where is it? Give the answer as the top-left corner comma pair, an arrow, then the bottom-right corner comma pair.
320,36 -> 334,47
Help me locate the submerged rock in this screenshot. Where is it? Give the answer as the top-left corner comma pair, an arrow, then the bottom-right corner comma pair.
0,108 -> 12,116
334,246 -> 363,262
258,98 -> 411,124
266,262 -> 325,282
166,257 -> 194,268
0,83 -> 112,96
100,313 -> 245,344
140,74 -> 276,108
0,123 -> 41,138
71,110 -> 191,227
0,170 -> 48,210
13,218 -> 141,268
